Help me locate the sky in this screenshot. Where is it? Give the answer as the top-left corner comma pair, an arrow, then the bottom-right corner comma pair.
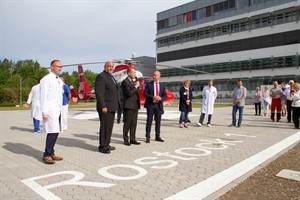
0,0 -> 192,73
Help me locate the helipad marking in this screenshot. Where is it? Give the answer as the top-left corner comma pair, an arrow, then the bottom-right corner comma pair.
165,131 -> 300,200
69,110 -> 198,120
224,133 -> 256,137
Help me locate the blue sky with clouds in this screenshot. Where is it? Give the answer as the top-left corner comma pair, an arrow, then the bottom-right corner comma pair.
1,0 -> 192,73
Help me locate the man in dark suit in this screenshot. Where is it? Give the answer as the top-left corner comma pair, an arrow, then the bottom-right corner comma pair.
95,61 -> 120,154
144,70 -> 166,143
122,68 -> 141,146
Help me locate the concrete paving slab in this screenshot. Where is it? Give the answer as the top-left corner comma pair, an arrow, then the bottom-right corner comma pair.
276,169 -> 300,182
0,106 -> 299,200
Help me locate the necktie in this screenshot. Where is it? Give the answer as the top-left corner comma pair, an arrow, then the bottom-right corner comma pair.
155,82 -> 159,103
110,74 -> 116,85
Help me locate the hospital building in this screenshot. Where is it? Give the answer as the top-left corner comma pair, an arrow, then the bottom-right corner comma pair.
156,0 -> 300,97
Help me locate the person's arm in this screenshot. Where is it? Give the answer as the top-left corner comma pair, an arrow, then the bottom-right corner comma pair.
65,85 -> 72,102
160,83 -> 167,102
40,77 -> 49,120
95,74 -> 106,112
25,88 -> 33,107
291,92 -> 300,101
143,82 -> 153,100
122,79 -> 137,98
179,87 -> 186,102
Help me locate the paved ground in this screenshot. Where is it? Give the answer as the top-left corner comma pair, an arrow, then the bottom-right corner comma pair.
0,105 -> 299,200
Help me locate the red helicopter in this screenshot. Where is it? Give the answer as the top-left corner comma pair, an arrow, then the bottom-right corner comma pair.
68,60 -> 175,105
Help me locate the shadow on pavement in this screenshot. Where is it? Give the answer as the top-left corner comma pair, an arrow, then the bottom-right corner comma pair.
10,126 -> 33,133
2,142 -> 43,161
56,137 -> 96,152
73,133 -> 98,140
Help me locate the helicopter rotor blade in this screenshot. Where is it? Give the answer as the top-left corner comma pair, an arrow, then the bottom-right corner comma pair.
62,60 -> 122,67
43,60 -> 122,69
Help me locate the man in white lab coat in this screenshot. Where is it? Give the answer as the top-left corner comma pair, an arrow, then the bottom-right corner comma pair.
40,60 -> 64,164
25,78 -> 42,133
197,80 -> 217,127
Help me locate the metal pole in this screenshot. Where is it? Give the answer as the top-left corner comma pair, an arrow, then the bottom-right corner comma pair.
20,78 -> 22,106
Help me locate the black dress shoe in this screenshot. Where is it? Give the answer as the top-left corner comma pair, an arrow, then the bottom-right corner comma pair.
130,140 -> 141,145
108,146 -> 115,150
155,137 -> 164,142
124,141 -> 131,146
145,138 -> 150,143
98,147 -> 110,154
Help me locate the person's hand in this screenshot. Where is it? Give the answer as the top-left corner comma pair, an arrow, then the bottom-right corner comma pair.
186,100 -> 190,105
135,81 -> 140,88
233,99 -> 239,104
102,107 -> 108,113
156,96 -> 161,101
43,114 -> 48,121
25,103 -> 29,108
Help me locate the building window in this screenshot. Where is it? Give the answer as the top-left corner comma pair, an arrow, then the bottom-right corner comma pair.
261,58 -> 272,69
204,29 -> 211,38
240,21 -> 249,31
197,30 -> 205,39
261,16 -> 272,27
252,59 -> 261,70
273,13 -> 284,25
285,56 -> 296,67
252,18 -> 261,29
206,6 -> 212,17
198,8 -> 206,19
221,24 -> 230,34
285,11 -> 296,22
215,27 -> 222,36
228,0 -> 236,9
273,57 -> 285,68
231,23 -> 240,33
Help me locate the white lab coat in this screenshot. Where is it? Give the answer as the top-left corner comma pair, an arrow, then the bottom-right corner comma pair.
40,72 -> 63,133
26,84 -> 42,121
201,85 -> 217,114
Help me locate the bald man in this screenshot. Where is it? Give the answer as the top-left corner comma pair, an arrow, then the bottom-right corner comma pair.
144,71 -> 166,143
95,61 -> 121,154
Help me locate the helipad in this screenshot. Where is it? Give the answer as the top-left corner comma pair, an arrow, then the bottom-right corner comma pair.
1,106 -> 299,200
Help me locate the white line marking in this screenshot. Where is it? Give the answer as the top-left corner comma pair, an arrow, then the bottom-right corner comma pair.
165,131 -> 300,200
69,110 -> 198,120
224,133 -> 256,137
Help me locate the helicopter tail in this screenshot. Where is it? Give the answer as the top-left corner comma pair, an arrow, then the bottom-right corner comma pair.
70,85 -> 78,103
78,65 -> 86,82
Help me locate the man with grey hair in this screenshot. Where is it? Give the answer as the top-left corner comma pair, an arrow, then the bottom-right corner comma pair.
285,80 -> 295,123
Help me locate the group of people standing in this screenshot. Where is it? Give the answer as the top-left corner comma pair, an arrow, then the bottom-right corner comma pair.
95,61 -> 166,154
180,79 -> 247,128
26,59 -> 300,163
251,80 -> 300,129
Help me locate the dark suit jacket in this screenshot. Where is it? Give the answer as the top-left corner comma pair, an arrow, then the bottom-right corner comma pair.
95,71 -> 120,112
122,78 -> 140,110
179,86 -> 193,112
143,81 -> 166,111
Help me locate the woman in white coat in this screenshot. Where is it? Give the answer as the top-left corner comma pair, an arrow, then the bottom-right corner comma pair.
25,79 -> 42,133
197,80 -> 217,127
40,60 -> 64,164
